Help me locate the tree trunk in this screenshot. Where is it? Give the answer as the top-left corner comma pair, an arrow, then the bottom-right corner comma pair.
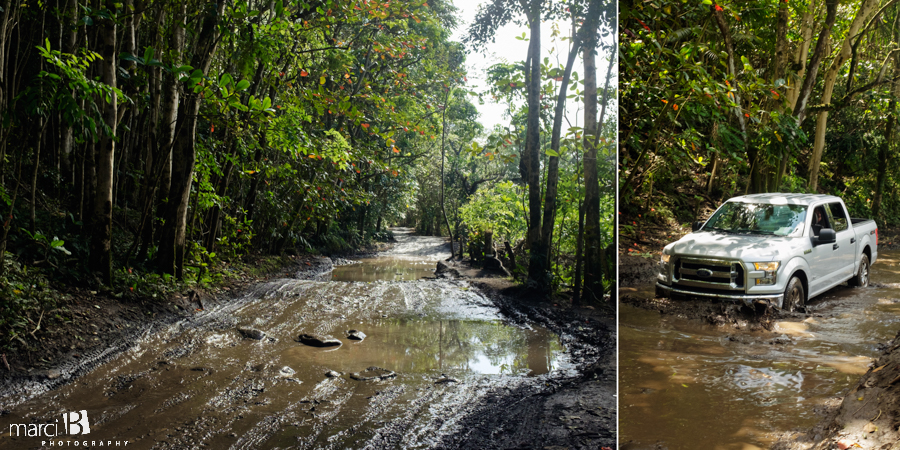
520,0 -> 546,290
572,200 -> 585,306
786,0 -> 816,111
439,88 -> 454,259
807,0 -> 879,191
89,1 -> 117,284
872,54 -> 900,218
157,1 -> 223,278
792,0 -> 839,124
581,4 -> 615,303
711,5 -> 752,191
540,23 -> 582,268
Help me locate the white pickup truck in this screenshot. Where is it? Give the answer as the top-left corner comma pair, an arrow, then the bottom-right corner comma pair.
656,193 -> 878,311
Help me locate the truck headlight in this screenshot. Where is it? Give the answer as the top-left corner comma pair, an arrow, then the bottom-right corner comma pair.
660,253 -> 671,264
753,262 -> 780,271
753,262 -> 780,285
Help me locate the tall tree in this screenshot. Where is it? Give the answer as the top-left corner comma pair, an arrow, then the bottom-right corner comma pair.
89,0 -> 118,284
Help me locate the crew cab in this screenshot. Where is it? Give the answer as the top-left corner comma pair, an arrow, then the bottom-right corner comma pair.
655,193 -> 877,310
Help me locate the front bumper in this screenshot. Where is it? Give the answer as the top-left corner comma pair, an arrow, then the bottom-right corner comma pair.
655,283 -> 784,308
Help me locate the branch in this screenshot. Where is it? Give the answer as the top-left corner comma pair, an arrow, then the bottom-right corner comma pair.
807,71 -> 900,114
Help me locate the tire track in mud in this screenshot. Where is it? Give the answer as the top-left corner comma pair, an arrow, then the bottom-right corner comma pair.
0,234 -> 615,449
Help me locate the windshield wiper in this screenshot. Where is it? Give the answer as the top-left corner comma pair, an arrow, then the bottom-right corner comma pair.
735,229 -> 774,235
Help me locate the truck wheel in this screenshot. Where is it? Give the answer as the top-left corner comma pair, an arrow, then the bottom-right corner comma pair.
849,254 -> 869,288
783,277 -> 805,312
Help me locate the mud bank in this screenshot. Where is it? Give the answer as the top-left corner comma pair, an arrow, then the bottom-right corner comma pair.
772,329 -> 900,450
434,259 -> 617,449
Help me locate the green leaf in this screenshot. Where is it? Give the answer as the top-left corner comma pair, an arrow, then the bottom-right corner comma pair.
220,73 -> 233,87
236,79 -> 251,91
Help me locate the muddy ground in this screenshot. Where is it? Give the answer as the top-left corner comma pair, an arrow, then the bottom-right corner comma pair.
771,328 -> 900,450
435,259 -> 617,449
619,253 -> 792,331
619,217 -> 900,450
0,254 -> 335,409
1,236 -> 616,449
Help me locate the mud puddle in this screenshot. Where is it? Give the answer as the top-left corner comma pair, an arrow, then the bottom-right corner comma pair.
620,250 -> 900,449
331,258 -> 437,282
0,230 -> 572,449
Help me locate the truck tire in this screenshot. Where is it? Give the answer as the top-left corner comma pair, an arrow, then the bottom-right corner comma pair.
783,276 -> 805,312
655,285 -> 665,298
849,254 -> 869,288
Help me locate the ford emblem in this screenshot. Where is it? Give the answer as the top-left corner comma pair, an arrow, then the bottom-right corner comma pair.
697,268 -> 714,278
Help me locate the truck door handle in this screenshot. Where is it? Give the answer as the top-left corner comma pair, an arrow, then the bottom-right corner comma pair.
851,238 -> 856,244
833,244 -> 840,250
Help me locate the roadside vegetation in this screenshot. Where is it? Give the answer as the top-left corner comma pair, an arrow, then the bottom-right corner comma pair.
620,0 -> 900,242
0,0 -> 616,355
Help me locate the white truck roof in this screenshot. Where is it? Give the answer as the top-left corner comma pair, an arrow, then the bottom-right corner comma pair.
725,193 -> 842,206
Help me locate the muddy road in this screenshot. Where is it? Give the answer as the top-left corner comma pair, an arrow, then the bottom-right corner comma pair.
0,229 -> 615,449
620,250 -> 900,450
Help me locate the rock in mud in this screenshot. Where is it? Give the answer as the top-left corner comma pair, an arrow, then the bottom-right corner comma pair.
279,366 -> 296,377
325,370 -> 342,378
347,330 -> 366,341
237,327 -> 266,340
298,333 -> 342,347
434,375 -> 458,384
349,366 -> 396,381
435,261 -> 460,278
46,369 -> 62,380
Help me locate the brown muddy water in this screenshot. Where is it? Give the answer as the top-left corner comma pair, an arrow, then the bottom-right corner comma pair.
620,250 -> 900,449
0,230 -> 569,449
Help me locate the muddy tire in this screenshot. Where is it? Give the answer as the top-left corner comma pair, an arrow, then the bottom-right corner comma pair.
655,285 -> 665,298
782,276 -> 804,312
849,254 -> 869,288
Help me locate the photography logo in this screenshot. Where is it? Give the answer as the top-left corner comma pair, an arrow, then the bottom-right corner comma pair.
7,410 -> 90,437
7,410 -> 129,446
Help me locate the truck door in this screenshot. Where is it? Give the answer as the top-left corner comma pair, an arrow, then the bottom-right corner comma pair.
808,204 -> 838,293
826,201 -> 855,279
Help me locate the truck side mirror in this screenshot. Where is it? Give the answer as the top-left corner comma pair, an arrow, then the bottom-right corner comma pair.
816,228 -> 836,245
692,221 -> 704,232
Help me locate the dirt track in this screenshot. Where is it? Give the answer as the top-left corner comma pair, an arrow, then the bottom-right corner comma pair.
0,231 -> 616,449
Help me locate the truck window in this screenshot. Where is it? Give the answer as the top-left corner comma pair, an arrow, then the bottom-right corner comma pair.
704,203 -> 806,236
827,202 -> 848,232
812,206 -> 830,236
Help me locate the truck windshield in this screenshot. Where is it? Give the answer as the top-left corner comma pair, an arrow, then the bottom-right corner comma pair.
702,202 -> 807,236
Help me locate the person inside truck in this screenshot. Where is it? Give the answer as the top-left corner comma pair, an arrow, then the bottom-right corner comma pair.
812,206 -> 829,236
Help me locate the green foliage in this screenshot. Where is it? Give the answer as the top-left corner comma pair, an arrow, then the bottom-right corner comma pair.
31,39 -> 128,142
0,256 -> 65,350
459,181 -> 527,243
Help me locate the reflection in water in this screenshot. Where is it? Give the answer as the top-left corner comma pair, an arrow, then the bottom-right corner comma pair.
283,318 -> 561,376
621,250 -> 900,449
0,242 -> 566,449
331,258 -> 436,282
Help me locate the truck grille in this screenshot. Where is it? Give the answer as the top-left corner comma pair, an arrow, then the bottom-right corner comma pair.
675,257 -> 744,290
